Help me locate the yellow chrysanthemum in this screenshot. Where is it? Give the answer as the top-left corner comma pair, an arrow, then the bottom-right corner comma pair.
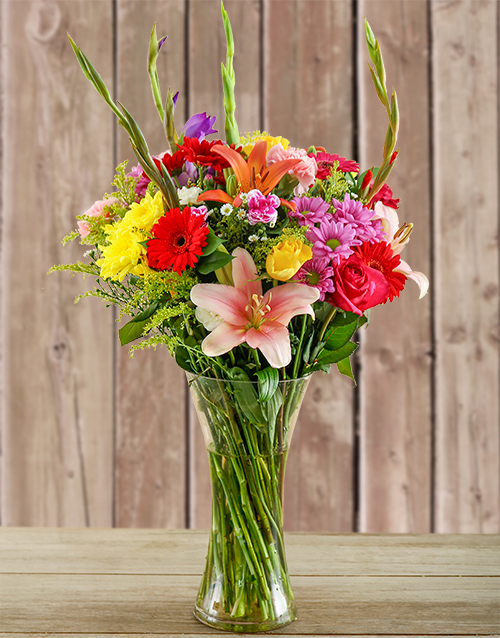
119,190 -> 165,233
97,225 -> 152,281
239,131 -> 290,157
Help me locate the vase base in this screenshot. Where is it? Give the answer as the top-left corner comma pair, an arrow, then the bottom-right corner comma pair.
193,605 -> 297,633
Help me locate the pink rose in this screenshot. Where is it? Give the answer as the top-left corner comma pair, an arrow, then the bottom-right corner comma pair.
246,189 -> 280,226
266,144 -> 317,195
78,198 -> 119,238
328,254 -> 390,316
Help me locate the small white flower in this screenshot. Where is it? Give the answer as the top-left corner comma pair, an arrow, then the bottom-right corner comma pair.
248,234 -> 259,243
83,249 -> 93,258
239,192 -> 248,205
177,185 -> 202,206
195,307 -> 224,332
236,210 -> 246,220
260,235 -> 268,242
221,203 -> 233,216
350,192 -> 358,199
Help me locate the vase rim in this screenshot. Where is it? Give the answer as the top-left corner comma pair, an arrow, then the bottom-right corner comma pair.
185,371 -> 312,385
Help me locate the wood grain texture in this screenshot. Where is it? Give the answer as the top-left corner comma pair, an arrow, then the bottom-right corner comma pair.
431,0 -> 500,533
264,0 -> 355,533
187,0 -> 262,529
0,1 -> 114,526
1,573 -> 497,634
358,1 -> 433,533
114,1 -> 188,528
1,528 -> 498,577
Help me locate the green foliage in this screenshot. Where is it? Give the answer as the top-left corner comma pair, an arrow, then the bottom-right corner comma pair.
129,333 -> 180,357
48,261 -> 100,278
320,162 -> 352,204
255,367 -> 280,403
143,269 -> 199,304
105,160 -> 140,208
143,302 -> 194,333
337,357 -> 356,385
119,302 -> 160,345
62,230 -> 80,245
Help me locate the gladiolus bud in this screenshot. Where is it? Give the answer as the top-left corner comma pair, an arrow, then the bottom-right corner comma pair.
361,170 -> 373,190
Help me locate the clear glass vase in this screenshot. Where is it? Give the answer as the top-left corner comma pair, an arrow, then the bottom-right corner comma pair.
187,373 -> 311,633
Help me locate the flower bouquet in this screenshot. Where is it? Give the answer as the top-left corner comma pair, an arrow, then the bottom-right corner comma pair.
51,3 -> 428,633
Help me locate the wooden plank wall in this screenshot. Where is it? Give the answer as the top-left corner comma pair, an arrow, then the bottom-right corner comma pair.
0,0 -> 498,534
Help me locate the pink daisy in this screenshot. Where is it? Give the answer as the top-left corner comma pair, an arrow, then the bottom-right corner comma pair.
294,258 -> 335,301
289,196 -> 330,226
306,218 -> 360,263
332,193 -> 385,243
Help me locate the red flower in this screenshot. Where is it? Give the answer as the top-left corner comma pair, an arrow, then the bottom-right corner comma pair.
147,207 -> 209,275
311,152 -> 360,179
154,150 -> 185,175
328,241 -> 406,314
368,183 -> 400,209
177,137 -> 231,173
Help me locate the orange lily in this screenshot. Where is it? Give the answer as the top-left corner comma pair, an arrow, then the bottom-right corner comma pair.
197,140 -> 301,208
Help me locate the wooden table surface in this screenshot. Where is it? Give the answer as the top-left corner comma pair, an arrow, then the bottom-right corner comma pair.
0,529 -> 498,637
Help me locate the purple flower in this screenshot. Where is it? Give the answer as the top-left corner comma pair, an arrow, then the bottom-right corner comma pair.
289,196 -> 330,226
293,258 -> 335,301
158,36 -> 168,52
246,189 -> 280,226
127,164 -> 150,199
306,218 -> 360,263
177,161 -> 199,187
182,112 -> 217,141
332,193 -> 386,243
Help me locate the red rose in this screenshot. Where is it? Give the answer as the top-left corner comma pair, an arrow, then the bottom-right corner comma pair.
328,241 -> 407,314
328,255 -> 390,316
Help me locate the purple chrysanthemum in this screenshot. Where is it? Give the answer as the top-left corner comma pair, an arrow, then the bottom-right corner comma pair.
289,196 -> 330,226
294,258 -> 335,300
306,218 -> 360,263
332,193 -> 386,243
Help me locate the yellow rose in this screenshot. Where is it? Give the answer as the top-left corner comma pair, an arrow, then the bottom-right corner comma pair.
266,239 -> 312,281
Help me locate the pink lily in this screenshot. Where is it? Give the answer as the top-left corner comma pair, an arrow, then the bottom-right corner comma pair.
372,202 -> 429,299
190,248 -> 320,368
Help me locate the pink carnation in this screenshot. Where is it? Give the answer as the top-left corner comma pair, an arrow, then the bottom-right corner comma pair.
246,189 -> 280,226
266,144 -> 317,195
78,198 -> 118,239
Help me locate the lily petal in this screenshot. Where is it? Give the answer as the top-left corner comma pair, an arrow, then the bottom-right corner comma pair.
396,259 -> 429,299
373,201 -> 400,241
246,324 -> 291,368
197,189 -> 234,204
191,284 -> 248,326
263,283 -> 320,325
231,248 -> 262,298
259,159 -> 302,195
211,145 -> 251,191
201,322 -> 247,356
247,140 -> 267,177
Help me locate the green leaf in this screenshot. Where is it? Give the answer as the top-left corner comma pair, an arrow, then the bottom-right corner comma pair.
197,250 -> 234,275
228,367 -> 266,429
175,344 -> 196,373
256,367 -> 280,403
202,231 -> 225,257
119,303 -> 159,345
266,389 -> 283,445
337,357 -> 356,386
308,341 -> 358,373
324,322 -> 357,351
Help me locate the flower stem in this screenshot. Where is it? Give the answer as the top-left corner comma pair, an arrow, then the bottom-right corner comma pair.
318,306 -> 338,342
292,315 -> 308,378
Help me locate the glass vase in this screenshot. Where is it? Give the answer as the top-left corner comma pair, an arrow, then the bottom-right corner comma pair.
187,373 -> 311,633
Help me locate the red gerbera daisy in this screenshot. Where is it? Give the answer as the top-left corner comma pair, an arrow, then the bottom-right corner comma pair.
311,151 -> 360,179
368,183 -> 400,210
177,137 -> 231,173
354,241 -> 406,301
153,149 -> 186,176
147,207 -> 209,275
